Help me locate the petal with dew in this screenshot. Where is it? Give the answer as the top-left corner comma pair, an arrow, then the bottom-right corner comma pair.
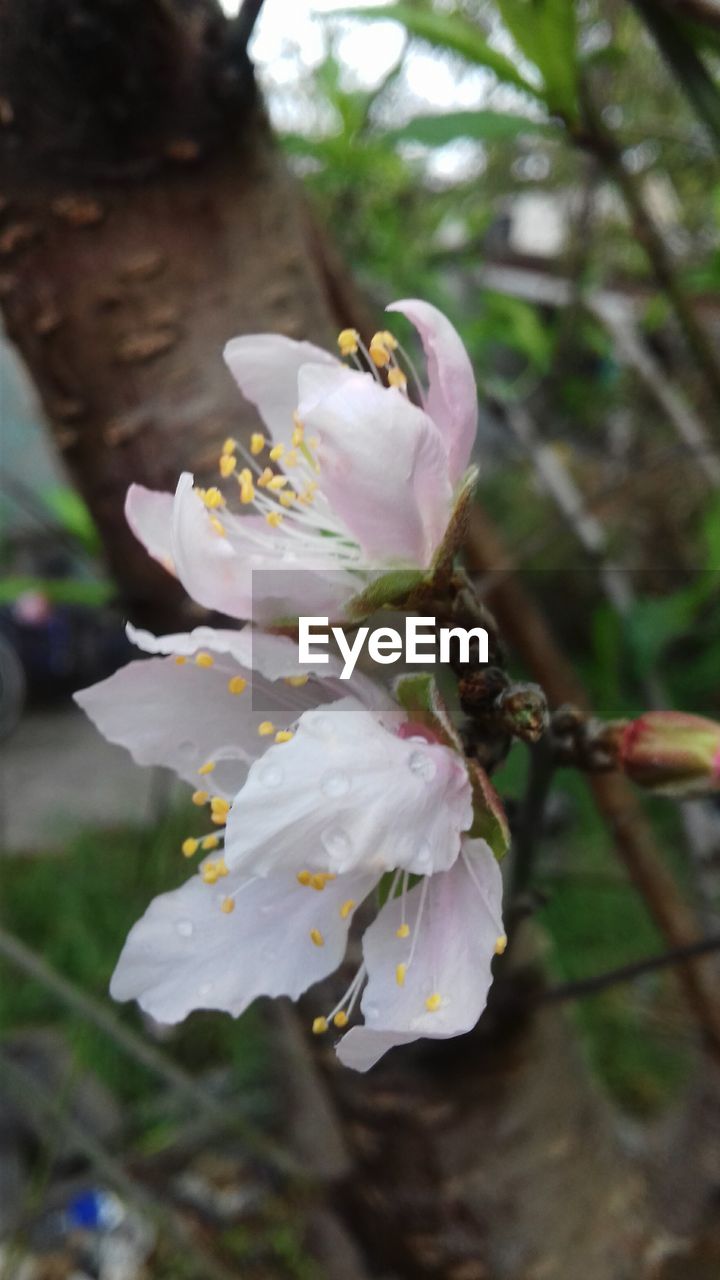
387,299 -> 477,486
110,865 -> 377,1024
337,839 -> 503,1071
223,334 -> 338,451
224,699 -> 470,879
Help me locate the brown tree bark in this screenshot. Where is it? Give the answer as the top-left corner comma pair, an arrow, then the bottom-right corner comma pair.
0,0 -> 361,626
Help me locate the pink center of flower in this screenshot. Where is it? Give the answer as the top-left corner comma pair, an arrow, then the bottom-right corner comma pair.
396,721 -> 439,745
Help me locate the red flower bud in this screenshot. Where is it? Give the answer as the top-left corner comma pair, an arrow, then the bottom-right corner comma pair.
619,711 -> 720,796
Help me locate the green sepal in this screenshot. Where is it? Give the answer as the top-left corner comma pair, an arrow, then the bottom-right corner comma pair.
467,760 -> 511,860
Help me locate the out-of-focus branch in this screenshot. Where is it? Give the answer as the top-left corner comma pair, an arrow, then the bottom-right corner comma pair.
545,934 -> 720,1003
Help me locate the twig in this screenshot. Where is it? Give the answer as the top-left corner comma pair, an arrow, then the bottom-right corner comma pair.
544,934 -> 720,1003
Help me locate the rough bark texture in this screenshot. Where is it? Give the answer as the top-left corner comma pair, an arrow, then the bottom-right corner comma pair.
0,0 -> 362,625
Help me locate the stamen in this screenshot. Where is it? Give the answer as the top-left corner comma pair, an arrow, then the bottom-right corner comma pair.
174,656 -> 187,666
202,834 -> 220,851
388,367 -> 407,390
195,652 -> 214,668
181,838 -> 199,858
369,334 -> 391,368
340,899 -> 355,919
425,992 -> 442,1013
333,1011 -> 348,1028
396,923 -> 410,939
265,512 -> 283,527
228,676 -> 247,695
396,963 -> 407,987
202,862 -> 219,884
377,329 -> 398,351
222,437 -> 237,456
310,872 -> 336,891
209,516 -> 226,537
221,896 -> 235,914
312,1016 -> 329,1035
337,328 -> 359,356
292,413 -> 305,446
199,487 -> 224,510
297,870 -> 312,886
269,443 -> 285,462
285,675 -> 309,687
210,797 -> 230,819
495,934 -> 507,956
279,491 -> 296,508
310,929 -> 325,947
284,450 -> 298,468
275,730 -> 294,743
198,761 -> 215,776
219,453 -> 236,478
250,433 -> 265,455
267,475 -> 289,491
258,721 -> 274,736
192,790 -> 209,806
238,468 -> 255,504
257,467 -> 273,488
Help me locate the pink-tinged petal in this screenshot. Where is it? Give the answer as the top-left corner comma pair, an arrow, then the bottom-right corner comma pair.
387,299 -> 477,485
224,699 -> 471,878
298,365 -> 453,568
337,840 -> 503,1071
223,334 -> 338,450
125,484 -> 175,573
110,866 -> 377,1024
170,473 -> 254,619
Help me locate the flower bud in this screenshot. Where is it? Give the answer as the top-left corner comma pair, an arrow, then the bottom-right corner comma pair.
619,711 -> 720,797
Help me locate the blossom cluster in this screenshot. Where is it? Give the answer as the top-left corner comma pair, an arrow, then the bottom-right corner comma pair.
77,300 -> 507,1071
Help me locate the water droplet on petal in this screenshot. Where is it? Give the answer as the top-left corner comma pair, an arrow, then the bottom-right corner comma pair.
408,750 -> 436,782
321,769 -> 350,798
321,826 -> 353,866
259,763 -> 283,789
176,919 -> 194,938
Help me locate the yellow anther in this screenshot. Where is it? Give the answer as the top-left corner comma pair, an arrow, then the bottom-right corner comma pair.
195,652 -> 214,668
297,870 -> 312,886
310,873 -> 329,891
265,511 -> 283,528
369,338 -> 390,368
378,329 -> 398,351
200,486 -> 224,509
238,466 -> 255,503
495,934 -> 508,956
209,516 -> 226,537
174,655 -> 187,666
181,838 -> 199,858
222,437 -> 237,456
228,675 -> 247,695
337,328 -> 359,356
396,923 -> 410,939
310,929 -> 325,947
250,432 -> 265,455
202,862 -> 219,884
210,797 -> 230,817
216,857 -> 229,878
284,450 -> 298,468
198,761 -> 215,776
219,453 -> 236,478
211,812 -> 228,826
279,491 -> 296,508
192,790 -> 209,806
292,424 -> 305,447
221,896 -> 235,914
258,721 -> 274,736
340,899 -> 355,920
312,1016 -> 329,1035
269,443 -> 285,462
267,474 -> 289,491
425,992 -> 442,1013
333,1011 -> 348,1028
257,467 -> 273,488
396,963 -> 407,988
275,730 -> 294,743
388,367 -> 407,389
202,834 -> 220,851
284,674 -> 309,687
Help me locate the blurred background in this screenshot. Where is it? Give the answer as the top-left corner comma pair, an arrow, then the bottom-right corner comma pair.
2,0 -> 720,1276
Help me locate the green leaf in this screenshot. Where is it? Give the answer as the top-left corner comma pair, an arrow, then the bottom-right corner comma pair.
386,108 -> 553,147
494,0 -> 579,120
340,4 -> 543,101
347,568 -> 426,619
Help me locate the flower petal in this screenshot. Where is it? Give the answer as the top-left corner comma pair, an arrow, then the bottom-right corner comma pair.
387,299 -> 477,485
110,866 -> 377,1024
298,364 -> 453,567
223,334 -> 337,450
337,839 -> 503,1071
224,699 -> 471,878
125,484 -> 175,573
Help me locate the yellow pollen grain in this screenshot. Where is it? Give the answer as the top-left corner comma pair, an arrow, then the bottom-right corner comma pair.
425,992 -> 442,1013
269,443 -> 285,462
192,790 -> 209,806
297,870 -> 312,886
258,721 -> 274,736
202,834 -> 220,851
312,1016 -> 328,1035
275,730 -> 294,743
284,674 -> 309,687
257,467 -> 273,488
267,475 -> 289,491
219,453 -> 236,478
222,437 -> 237,456
388,367 -> 407,389
201,486 -> 224,509
396,963 -> 407,988
195,652 -> 214,668
340,899 -> 355,919
221,896 -> 235,914
181,837 -> 199,858
369,339 -> 390,368
279,491 -> 296,508
228,675 -> 247,695
333,1011 -> 348,1028
250,433 -> 265,455
310,929 -> 325,947
337,327 -> 359,356
265,511 -> 283,528
495,934 -> 508,956
174,655 -> 187,666
396,923 -> 410,939
198,761 -> 215,776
